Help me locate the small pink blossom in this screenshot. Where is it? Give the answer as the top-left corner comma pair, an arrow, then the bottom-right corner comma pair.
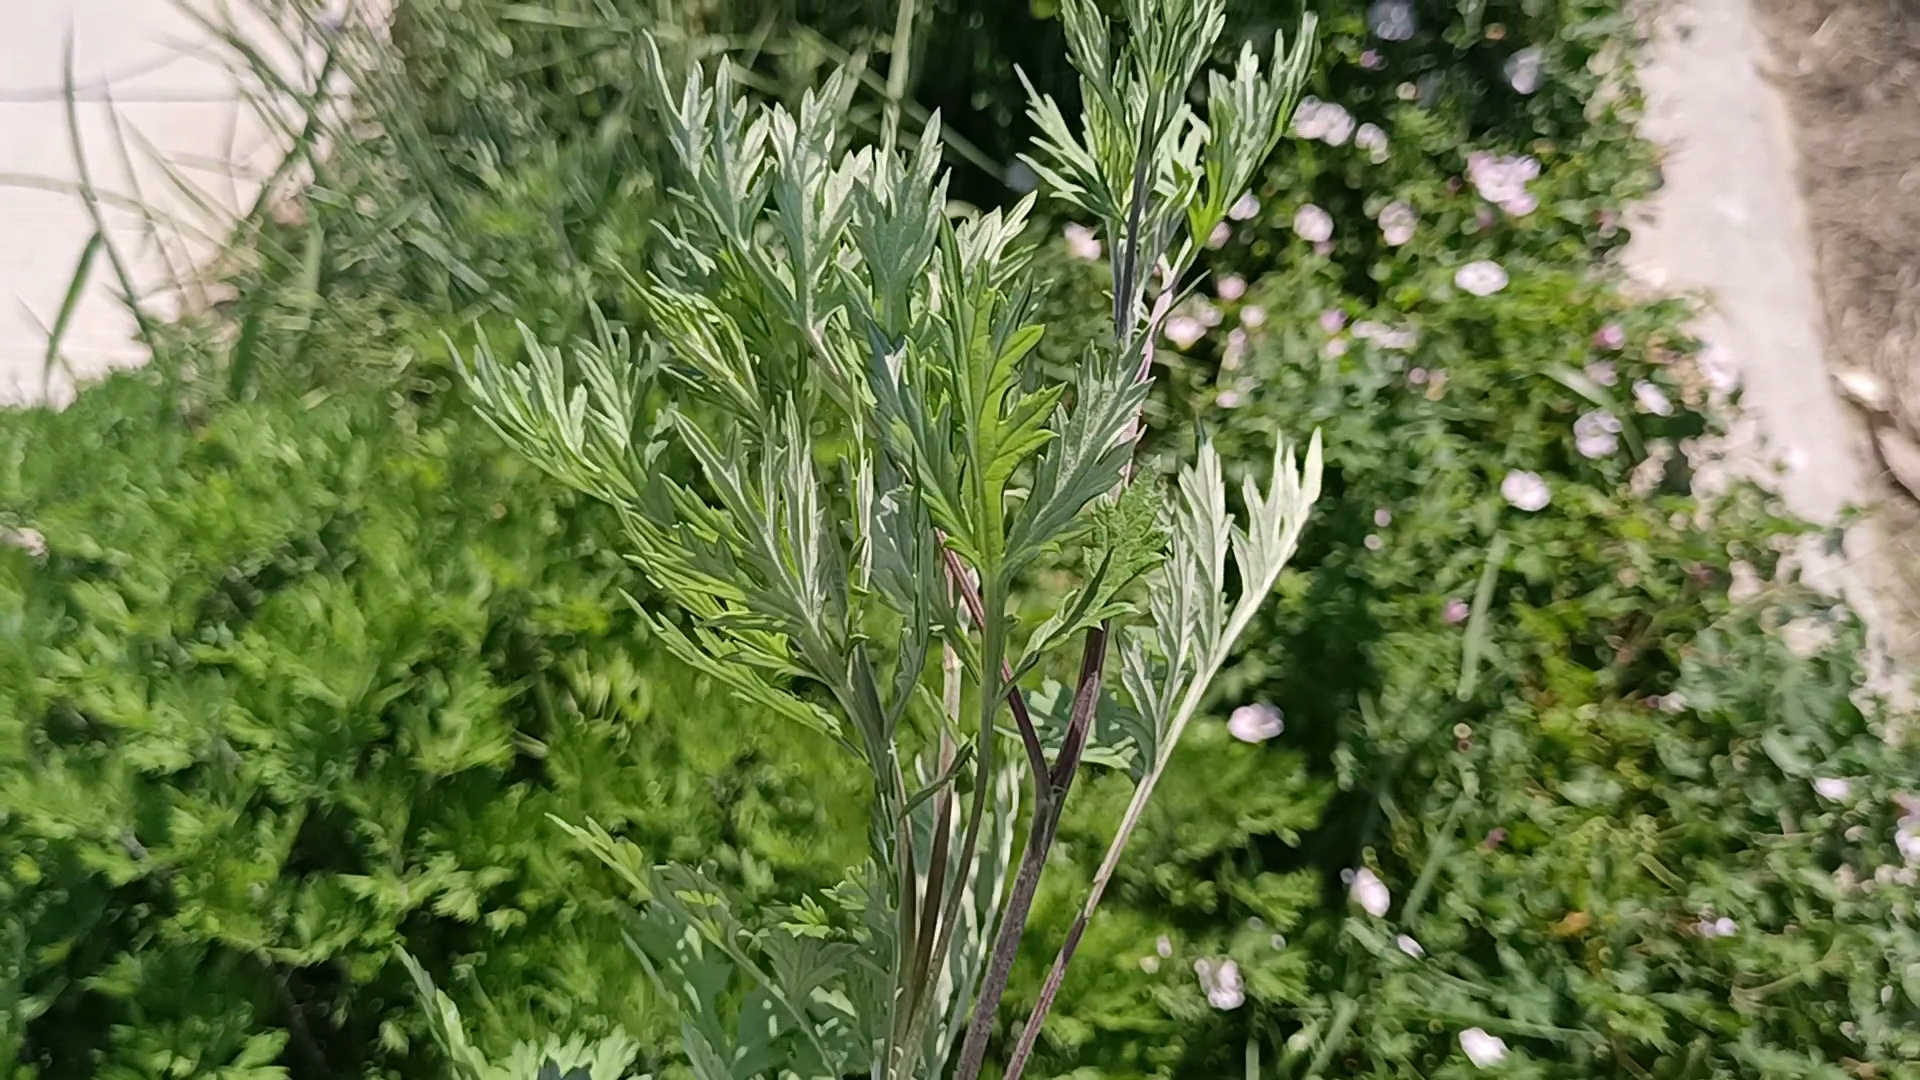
1593,323 -> 1626,350
1064,223 -> 1102,261
1378,200 -> 1417,246
1574,410 -> 1622,459
1455,260 -> 1509,296
1364,534 -> 1384,551
1228,193 -> 1262,221
1585,360 -> 1618,386
1293,99 -> 1356,145
1355,123 -> 1391,163
2,526 -> 47,557
1501,470 -> 1550,511
1240,305 -> 1268,328
1194,957 -> 1245,1010
1814,777 -> 1852,801
1500,192 -> 1537,217
1696,915 -> 1739,938
1408,367 -> 1429,385
1320,309 -> 1348,334
1350,868 -> 1391,917
1222,328 -> 1249,369
1314,240 -> 1334,256
1375,327 -> 1419,351
1216,274 -> 1248,301
1505,47 -> 1544,94
1360,48 -> 1385,70
1459,1028 -> 1508,1068
1294,203 -> 1334,242
1467,153 -> 1540,207
1633,379 -> 1673,416
1228,703 -> 1285,743
1374,507 -> 1393,527
1443,598 -> 1471,625
1325,337 -> 1350,358
1395,934 -> 1424,958
1368,0 -> 1417,41
1164,316 -> 1207,349
1208,221 -> 1233,248
1216,389 -> 1245,408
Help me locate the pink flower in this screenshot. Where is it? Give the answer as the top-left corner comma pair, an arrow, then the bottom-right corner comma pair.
1500,192 -> 1537,217
1350,868 -> 1391,917
1443,598 -> 1471,625
1325,337 -> 1350,358
1459,1028 -> 1508,1068
1378,200 -> 1417,246
1294,203 -> 1334,243
1408,367 -> 1429,385
1208,221 -> 1233,248
1228,193 -> 1262,221
1574,410 -> 1621,459
1216,274 -> 1248,301
1505,47 -> 1544,94
1321,106 -> 1356,147
1228,703 -> 1285,743
1356,123 -> 1391,163
1240,305 -> 1268,328
1593,323 -> 1626,350
1320,309 -> 1348,334
1501,470 -> 1550,511
1293,99 -> 1355,145
1814,777 -> 1852,801
1164,316 -> 1207,349
1395,934 -> 1424,958
1222,328 -> 1248,369
1467,153 -> 1540,213
1455,260 -> 1509,296
1374,507 -> 1393,527
1585,360 -> 1618,386
1364,533 -> 1384,551
1064,223 -> 1102,261
1633,379 -> 1673,416
1194,958 -> 1245,1010
1360,49 -> 1385,70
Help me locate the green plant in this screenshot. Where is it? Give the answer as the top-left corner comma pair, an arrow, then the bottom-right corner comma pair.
0,350 -> 875,1078
455,3 -> 1320,1079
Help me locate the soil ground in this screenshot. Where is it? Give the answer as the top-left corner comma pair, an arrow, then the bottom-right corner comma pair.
1750,0 -> 1920,656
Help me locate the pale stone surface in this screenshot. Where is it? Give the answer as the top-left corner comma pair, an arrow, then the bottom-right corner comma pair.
1627,0 -> 1917,683
0,0 -> 324,406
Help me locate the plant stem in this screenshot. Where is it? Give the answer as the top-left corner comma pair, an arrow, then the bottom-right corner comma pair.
983,269 -> 1178,1080
883,0 -> 917,153
943,546 -> 1049,792
950,627 -> 1107,1080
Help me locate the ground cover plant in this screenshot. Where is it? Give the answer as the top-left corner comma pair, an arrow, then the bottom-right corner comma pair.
2,0 -> 1920,1078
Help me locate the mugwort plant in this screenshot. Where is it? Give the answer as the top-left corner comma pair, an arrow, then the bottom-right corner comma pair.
450,2 -> 1319,1077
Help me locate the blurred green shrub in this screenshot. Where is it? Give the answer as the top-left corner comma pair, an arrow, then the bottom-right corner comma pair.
6,0 -> 1920,1078
0,354 -> 866,1079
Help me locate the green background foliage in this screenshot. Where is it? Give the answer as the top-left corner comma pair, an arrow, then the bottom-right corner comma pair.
3,0 -> 1918,1077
